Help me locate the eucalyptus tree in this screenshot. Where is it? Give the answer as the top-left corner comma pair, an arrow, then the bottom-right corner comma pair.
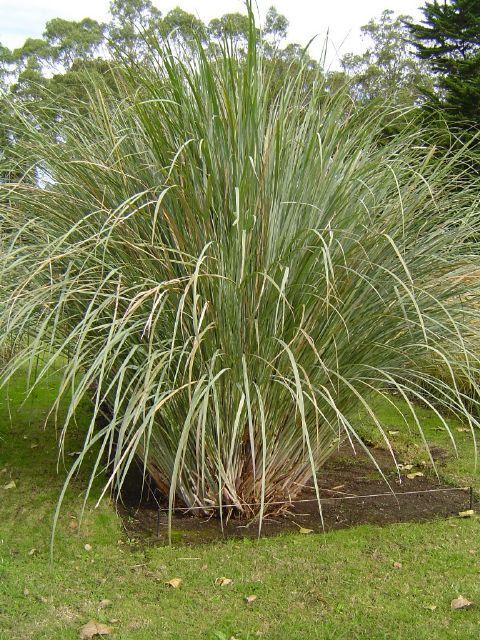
264,6 -> 289,46
342,10 -> 432,105
160,7 -> 207,45
0,43 -> 13,88
107,0 -> 161,59
43,17 -> 106,67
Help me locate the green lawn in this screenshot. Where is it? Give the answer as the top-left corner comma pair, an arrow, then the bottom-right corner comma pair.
1,372 -> 480,639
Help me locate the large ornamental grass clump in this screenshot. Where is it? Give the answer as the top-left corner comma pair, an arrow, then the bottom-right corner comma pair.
1,14 -> 480,537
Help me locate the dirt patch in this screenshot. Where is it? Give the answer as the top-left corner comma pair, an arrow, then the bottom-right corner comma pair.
117,444 -> 472,545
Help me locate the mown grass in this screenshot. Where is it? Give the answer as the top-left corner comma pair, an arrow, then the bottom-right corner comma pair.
1,372 -> 480,639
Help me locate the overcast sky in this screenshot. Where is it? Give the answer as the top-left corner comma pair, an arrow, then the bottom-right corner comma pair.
0,0 -> 424,67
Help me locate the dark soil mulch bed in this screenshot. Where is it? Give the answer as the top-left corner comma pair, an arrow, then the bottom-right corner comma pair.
117,444 -> 472,545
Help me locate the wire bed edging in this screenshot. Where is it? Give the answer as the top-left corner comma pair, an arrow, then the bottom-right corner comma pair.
152,485 -> 474,538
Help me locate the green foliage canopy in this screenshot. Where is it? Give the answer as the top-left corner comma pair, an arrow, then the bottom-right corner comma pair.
407,0 -> 480,127
342,9 -> 432,105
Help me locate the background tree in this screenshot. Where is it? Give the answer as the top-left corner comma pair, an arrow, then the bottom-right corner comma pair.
407,0 -> 480,128
107,0 -> 161,59
0,43 -> 13,88
342,10 -> 432,105
160,7 -> 206,44
208,12 -> 255,50
9,38 -> 51,107
263,6 -> 289,47
43,17 -> 106,67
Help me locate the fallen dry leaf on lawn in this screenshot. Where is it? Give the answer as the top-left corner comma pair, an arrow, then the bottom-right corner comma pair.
458,510 -> 475,518
84,544 -> 92,552
298,527 -> 313,534
245,595 -> 257,604
3,480 -> 16,489
79,620 -> 112,639
398,464 -> 413,471
424,604 -> 437,611
215,577 -> 233,587
69,519 -> 78,531
388,430 -> 400,436
28,548 -> 37,556
99,599 -> 113,609
393,561 -> 402,569
165,578 -> 182,588
292,521 -> 314,534
406,471 -> 423,479
457,428 -> 469,433
30,443 -> 38,449
451,595 -> 473,610
331,484 -> 345,491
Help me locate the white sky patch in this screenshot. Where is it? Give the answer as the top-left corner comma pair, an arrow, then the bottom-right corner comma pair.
0,0 -> 424,68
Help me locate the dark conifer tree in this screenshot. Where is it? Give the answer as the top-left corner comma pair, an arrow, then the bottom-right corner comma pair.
407,0 -> 480,127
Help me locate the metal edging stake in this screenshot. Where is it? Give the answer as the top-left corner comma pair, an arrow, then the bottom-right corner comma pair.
152,487 -> 162,539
